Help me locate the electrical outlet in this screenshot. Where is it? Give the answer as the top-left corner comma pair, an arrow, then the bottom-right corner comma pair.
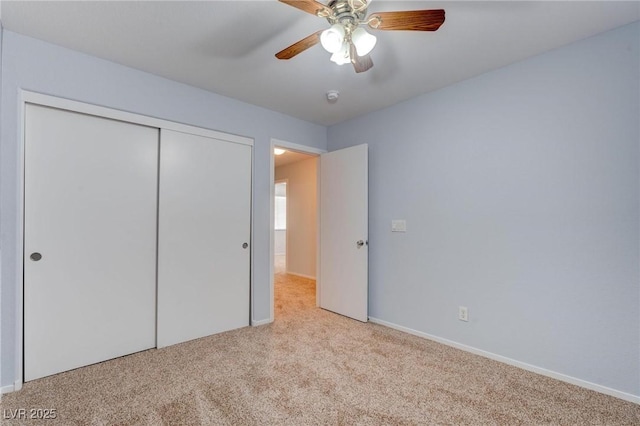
458,306 -> 468,322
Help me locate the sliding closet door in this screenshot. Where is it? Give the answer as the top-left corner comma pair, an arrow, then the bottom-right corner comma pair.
157,129 -> 251,348
24,104 -> 158,381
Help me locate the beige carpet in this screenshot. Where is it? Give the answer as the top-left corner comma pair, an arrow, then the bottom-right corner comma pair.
1,263 -> 639,425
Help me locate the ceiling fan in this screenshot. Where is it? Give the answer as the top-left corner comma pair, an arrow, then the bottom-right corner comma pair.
275,0 -> 445,73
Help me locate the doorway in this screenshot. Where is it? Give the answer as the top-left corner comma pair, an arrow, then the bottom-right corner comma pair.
269,139 -> 369,324
270,140 -> 323,321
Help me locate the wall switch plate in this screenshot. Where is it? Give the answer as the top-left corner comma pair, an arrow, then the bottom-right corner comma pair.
391,220 -> 407,232
458,306 -> 468,322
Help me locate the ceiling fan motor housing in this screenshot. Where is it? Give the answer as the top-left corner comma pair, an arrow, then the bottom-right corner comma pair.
327,0 -> 367,29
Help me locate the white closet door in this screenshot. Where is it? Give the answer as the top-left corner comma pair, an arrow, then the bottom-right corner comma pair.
157,129 -> 251,348
24,104 -> 158,381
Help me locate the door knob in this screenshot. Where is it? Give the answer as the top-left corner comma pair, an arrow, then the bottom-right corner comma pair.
242,242 -> 249,249
356,240 -> 365,248
30,252 -> 42,261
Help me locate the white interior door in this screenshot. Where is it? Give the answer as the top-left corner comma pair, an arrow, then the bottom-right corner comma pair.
319,144 -> 368,322
157,129 -> 251,348
24,104 -> 158,381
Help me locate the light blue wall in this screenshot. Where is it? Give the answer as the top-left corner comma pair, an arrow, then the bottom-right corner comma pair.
0,21 -> 4,390
0,30 -> 326,388
328,22 -> 640,397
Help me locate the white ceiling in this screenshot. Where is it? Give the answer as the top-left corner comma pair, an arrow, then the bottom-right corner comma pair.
2,1 -> 638,126
274,148 -> 317,167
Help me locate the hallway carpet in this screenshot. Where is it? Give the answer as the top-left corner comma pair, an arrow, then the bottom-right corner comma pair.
1,265 -> 638,424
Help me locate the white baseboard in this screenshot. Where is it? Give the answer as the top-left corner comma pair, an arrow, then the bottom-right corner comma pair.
1,380 -> 22,394
1,384 -> 15,394
368,317 -> 640,405
251,318 -> 273,326
286,271 -> 316,280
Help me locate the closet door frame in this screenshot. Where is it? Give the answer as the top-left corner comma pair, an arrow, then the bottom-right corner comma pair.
13,90 -> 254,390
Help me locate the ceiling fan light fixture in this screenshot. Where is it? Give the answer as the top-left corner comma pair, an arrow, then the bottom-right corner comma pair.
276,1 -> 446,74
351,27 -> 377,56
330,42 -> 351,65
320,24 -> 345,53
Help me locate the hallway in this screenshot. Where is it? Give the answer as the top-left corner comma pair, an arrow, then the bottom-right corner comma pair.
274,254 -> 316,320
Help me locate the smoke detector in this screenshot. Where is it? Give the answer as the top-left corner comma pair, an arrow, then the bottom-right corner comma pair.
326,90 -> 340,103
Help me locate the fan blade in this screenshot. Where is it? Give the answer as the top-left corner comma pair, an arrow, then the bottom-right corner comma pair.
350,43 -> 374,73
367,9 -> 445,31
276,31 -> 322,60
279,0 -> 333,17
353,54 -> 373,73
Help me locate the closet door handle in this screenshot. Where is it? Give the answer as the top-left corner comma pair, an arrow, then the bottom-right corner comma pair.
30,252 -> 42,261
242,243 -> 249,249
